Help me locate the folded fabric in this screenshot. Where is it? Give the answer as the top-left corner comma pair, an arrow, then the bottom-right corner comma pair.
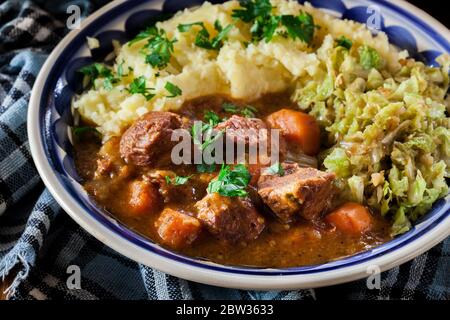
0,0 -> 448,300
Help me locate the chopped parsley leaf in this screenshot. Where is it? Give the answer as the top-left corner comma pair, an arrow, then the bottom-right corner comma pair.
204,110 -> 221,126
196,163 -> 217,173
137,27 -> 176,69
240,105 -> 258,118
165,81 -> 182,98
78,63 -> 118,90
127,76 -> 155,101
280,12 -> 316,44
177,21 -> 233,50
222,102 -> 258,118
207,164 -> 251,197
222,102 -> 239,113
165,175 -> 192,185
191,121 -> 223,151
232,1 -> 317,44
177,22 -> 204,32
128,26 -> 159,46
335,36 -> 352,50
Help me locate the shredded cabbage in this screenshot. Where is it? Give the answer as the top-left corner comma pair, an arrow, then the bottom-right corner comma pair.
293,39 -> 450,236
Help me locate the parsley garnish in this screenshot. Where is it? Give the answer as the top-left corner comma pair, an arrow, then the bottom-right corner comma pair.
232,1 -> 317,44
165,175 -> 192,185
204,110 -> 221,126
117,61 -> 131,78
165,81 -> 182,98
280,12 -> 316,44
359,45 -> 381,70
222,102 -> 258,118
196,163 -> 216,173
191,120 -> 223,173
222,102 -> 239,113
211,22 -> 234,49
177,22 -> 204,32
232,0 -> 273,23
335,36 -> 352,50
136,27 -> 176,69
128,26 -> 159,46
207,164 -> 251,197
177,21 -> 233,50
127,76 -> 155,101
240,105 -> 258,118
78,63 -> 118,90
232,0 -> 275,42
265,162 -> 285,176
191,121 -> 223,151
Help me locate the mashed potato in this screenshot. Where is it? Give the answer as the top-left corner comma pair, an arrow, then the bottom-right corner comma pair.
73,0 -> 402,137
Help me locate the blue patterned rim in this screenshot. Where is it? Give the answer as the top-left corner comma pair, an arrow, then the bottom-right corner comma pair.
35,0 -> 450,276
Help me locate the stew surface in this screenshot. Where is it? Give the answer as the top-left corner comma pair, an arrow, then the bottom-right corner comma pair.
74,93 -> 391,268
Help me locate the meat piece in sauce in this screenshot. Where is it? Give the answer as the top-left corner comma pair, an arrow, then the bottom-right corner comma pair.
156,208 -> 202,249
144,170 -> 208,203
120,111 -> 186,166
215,115 -> 286,162
195,193 -> 265,243
257,163 -> 336,223
94,137 -> 133,179
215,115 -> 268,147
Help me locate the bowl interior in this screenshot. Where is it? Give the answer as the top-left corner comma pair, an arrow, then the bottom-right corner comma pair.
36,0 -> 450,275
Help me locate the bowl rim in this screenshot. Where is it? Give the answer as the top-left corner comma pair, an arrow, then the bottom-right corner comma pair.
28,0 -> 450,290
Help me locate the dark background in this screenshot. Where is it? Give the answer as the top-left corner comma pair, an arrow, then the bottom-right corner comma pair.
407,0 -> 449,27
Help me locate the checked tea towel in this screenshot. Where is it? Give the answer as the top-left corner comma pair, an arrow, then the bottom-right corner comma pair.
0,0 -> 448,300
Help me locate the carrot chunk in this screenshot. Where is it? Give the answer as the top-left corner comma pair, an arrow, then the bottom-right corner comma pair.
156,208 -> 202,249
266,109 -> 321,156
127,180 -> 161,216
326,202 -> 372,235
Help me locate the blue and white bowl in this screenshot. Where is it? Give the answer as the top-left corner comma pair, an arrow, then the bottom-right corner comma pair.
28,0 -> 450,290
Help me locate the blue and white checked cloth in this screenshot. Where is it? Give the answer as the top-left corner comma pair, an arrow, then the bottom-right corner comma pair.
0,0 -> 448,300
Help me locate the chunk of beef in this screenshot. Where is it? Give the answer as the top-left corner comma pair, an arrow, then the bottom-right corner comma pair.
215,115 -> 285,162
257,163 -> 336,223
94,137 -> 134,179
156,208 -> 202,249
215,115 -> 268,147
120,112 -> 184,166
195,193 -> 265,243
143,170 -> 207,203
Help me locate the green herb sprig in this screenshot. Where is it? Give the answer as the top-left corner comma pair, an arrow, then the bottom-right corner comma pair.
165,81 -> 182,98
165,175 -> 192,185
335,36 -> 352,50
127,76 -> 155,101
222,103 -> 258,118
78,63 -> 118,90
177,20 -> 233,50
129,26 -> 177,69
207,164 -> 251,197
232,0 -> 318,44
